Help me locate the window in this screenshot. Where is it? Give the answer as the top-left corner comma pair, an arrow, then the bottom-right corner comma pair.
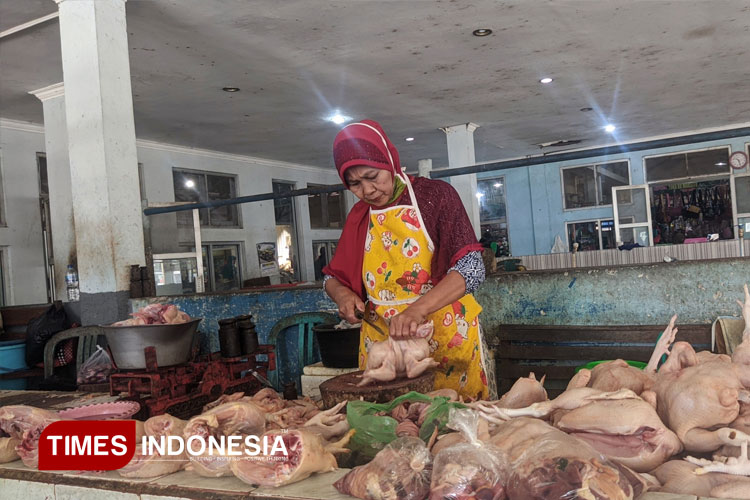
477,177 -> 511,256
308,185 -> 346,228
312,240 -> 338,281
0,248 -> 5,306
562,161 -> 629,209
273,181 -> 300,282
736,176 -> 750,215
0,148 -> 5,226
173,169 -> 239,227
202,243 -> 242,292
645,148 -> 730,182
566,219 -> 617,252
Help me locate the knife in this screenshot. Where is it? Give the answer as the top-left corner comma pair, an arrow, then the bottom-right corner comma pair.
355,301 -> 387,336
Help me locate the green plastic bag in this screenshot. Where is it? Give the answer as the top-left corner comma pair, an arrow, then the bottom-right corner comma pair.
346,391 -> 466,460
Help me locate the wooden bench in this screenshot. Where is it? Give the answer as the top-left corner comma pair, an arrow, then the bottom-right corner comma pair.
491,324 -> 713,398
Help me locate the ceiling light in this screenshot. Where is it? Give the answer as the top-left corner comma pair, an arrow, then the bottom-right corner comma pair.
185,180 -> 195,188
494,182 -> 503,188
715,162 -> 727,166
222,87 -> 240,92
539,77 -> 553,84
472,28 -> 492,37
604,124 -> 616,133
327,112 -> 351,125
405,137 -> 415,142
580,107 -> 593,112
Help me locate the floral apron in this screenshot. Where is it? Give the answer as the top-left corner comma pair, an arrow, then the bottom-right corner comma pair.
359,173 -> 490,400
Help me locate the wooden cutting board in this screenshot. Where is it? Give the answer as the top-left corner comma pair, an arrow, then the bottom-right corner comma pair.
319,370 -> 435,409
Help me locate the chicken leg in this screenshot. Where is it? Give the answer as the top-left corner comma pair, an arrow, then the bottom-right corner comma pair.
686,428 -> 750,475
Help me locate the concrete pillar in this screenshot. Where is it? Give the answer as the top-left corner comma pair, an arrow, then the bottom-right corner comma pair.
417,159 -> 433,178
441,123 -> 481,239
55,0 -> 145,324
28,83 -> 74,303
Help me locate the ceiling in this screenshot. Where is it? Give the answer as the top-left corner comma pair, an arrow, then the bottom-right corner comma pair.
1,0 -> 749,170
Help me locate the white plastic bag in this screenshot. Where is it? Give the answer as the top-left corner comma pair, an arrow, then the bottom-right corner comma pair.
430,408 -> 507,500
77,346 -> 114,385
550,234 -> 567,253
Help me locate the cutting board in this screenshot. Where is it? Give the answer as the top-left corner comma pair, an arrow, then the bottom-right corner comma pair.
319,370 -> 435,409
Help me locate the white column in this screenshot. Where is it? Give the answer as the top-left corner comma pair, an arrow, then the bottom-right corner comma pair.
417,158 -> 433,178
441,123 -> 481,239
28,83 -> 74,302
55,0 -> 145,320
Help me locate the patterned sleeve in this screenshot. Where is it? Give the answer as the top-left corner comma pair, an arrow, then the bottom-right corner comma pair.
447,251 -> 485,294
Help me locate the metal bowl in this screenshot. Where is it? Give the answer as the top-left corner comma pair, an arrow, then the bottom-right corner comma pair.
102,318 -> 202,370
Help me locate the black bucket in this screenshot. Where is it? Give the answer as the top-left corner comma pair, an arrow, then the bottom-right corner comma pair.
312,323 -> 360,368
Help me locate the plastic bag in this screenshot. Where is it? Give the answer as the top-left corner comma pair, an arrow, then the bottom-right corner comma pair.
346,391 -> 466,460
430,408 -> 507,500
77,346 -> 114,385
334,436 -> 432,500
550,234 -> 567,254
25,303 -> 68,366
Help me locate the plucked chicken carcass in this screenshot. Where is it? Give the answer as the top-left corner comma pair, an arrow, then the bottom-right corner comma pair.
183,401 -> 266,477
567,359 -> 655,395
488,417 -> 649,500
113,303 -> 191,326
647,286 -> 750,454
495,372 -> 548,409
119,414 -> 187,478
334,436 -> 432,500
654,459 -> 750,498
231,428 -> 353,487
359,321 -> 439,386
0,405 -> 60,468
0,432 -> 20,464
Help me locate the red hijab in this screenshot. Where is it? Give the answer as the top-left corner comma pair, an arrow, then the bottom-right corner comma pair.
324,120 -> 400,298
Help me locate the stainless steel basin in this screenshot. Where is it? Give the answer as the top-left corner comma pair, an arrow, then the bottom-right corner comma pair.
102,318 -> 202,370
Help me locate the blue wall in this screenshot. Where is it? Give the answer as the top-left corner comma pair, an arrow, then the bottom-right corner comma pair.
476,135 -> 750,256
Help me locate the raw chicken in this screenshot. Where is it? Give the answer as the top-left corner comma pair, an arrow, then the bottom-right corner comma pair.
0,405 -> 60,468
488,417 -> 649,500
251,387 -> 286,413
302,401 -> 350,441
183,401 -> 266,477
495,372 -> 547,409
550,396 -> 682,472
567,359 -> 654,395
654,460 -> 750,498
113,303 -> 191,326
0,434 -> 20,464
359,321 -> 439,386
119,414 -> 187,478
430,418 -> 490,456
334,436 -> 432,500
232,428 -> 353,487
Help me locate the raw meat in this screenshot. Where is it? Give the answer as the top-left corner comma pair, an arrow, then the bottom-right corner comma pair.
567,359 -> 654,395
232,428 -> 353,487
495,372 -> 547,409
654,459 -> 750,498
0,435 -> 20,464
359,321 -> 439,386
0,405 -> 60,468
112,303 -> 191,326
334,436 -> 432,500
119,414 -> 187,478
183,401 -> 266,477
488,417 -> 648,500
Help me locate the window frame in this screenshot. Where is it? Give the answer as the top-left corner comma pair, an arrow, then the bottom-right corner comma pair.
0,247 -> 6,306
172,167 -> 241,228
564,218 -> 619,253
312,240 -> 338,281
560,159 -> 631,211
0,148 -> 6,227
307,184 -> 346,229
642,146 -> 732,185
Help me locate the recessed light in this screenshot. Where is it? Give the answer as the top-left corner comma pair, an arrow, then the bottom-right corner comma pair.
580,107 -> 593,112
604,124 -> 616,133
222,87 -> 240,92
405,137 -> 415,142
327,112 -> 351,125
472,28 -> 492,37
493,182 -> 503,188
539,77 -> 553,84
715,162 -> 727,166
185,180 -> 195,188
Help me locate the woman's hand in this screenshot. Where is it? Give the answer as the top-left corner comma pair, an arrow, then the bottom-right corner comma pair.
389,305 -> 427,339
324,277 -> 365,324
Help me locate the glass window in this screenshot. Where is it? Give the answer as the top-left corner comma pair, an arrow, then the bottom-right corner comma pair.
172,169 -> 239,228
566,219 -> 616,252
562,162 -> 629,209
273,181 -> 300,282
736,176 -> 750,214
477,177 -> 511,257
312,240 -> 338,281
153,257 -> 198,296
209,244 -> 241,291
645,148 -> 730,182
308,184 -> 345,229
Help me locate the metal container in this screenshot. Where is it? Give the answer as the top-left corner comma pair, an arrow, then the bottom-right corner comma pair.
102,318 -> 202,370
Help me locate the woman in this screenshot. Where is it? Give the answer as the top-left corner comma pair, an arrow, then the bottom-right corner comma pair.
323,119 -> 495,400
